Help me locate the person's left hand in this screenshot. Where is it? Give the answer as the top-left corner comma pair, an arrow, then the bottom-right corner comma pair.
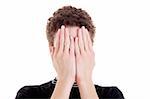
75,26 -> 95,84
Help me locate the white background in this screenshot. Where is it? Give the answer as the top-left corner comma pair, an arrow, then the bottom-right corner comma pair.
0,0 -> 150,99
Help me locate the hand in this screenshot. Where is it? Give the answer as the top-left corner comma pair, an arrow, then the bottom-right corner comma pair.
50,26 -> 98,99
75,26 -> 95,84
51,25 -> 76,82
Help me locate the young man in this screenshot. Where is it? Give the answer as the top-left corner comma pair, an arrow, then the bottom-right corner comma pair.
16,6 -> 124,99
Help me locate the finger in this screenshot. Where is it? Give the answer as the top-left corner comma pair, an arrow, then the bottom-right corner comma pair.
75,37 -> 80,56
69,36 -> 74,55
82,26 -> 88,51
50,46 -> 54,56
53,29 -> 60,56
49,45 -> 54,58
78,28 -> 84,53
51,47 -> 55,61
85,28 -> 93,51
64,28 -> 70,53
59,25 -> 65,53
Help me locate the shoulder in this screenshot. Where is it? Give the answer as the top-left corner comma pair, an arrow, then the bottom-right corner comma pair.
15,85 -> 37,98
95,85 -> 124,99
15,81 -> 54,99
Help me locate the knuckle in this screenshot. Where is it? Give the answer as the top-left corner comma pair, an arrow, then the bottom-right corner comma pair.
53,52 -> 57,57
65,42 -> 70,46
76,56 -> 81,61
70,53 -> 74,56
81,51 -> 86,55
64,50 -> 69,55
91,50 -> 95,56
57,52 -> 62,57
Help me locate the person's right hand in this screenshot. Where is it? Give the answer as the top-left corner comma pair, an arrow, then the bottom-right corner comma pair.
51,25 -> 76,82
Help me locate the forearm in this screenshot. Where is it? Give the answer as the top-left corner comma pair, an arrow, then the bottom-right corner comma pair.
78,79 -> 99,99
51,78 -> 74,99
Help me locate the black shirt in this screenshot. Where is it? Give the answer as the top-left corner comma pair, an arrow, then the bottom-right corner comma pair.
16,78 -> 124,99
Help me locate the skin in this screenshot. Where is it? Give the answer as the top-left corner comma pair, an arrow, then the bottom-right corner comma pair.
49,25 -> 99,99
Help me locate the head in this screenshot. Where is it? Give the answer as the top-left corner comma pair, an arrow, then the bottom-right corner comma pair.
46,6 -> 95,52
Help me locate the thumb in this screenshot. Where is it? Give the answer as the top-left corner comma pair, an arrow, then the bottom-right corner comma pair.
50,46 -> 54,58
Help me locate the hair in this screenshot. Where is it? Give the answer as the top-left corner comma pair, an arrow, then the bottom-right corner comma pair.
46,6 -> 95,46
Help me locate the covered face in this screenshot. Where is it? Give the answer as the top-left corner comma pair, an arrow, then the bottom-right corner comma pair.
53,26 -> 79,48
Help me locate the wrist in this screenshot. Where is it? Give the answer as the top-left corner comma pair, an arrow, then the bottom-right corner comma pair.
76,75 -> 92,85
51,77 -> 74,99
57,75 -> 75,83
77,78 -> 98,99
77,77 -> 93,86
58,76 -> 75,85
55,78 -> 74,93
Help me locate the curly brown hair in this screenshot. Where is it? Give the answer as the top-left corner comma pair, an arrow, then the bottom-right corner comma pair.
46,6 -> 95,46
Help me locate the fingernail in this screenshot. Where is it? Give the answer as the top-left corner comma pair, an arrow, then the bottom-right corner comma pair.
86,28 -> 88,32
61,25 -> 65,29
76,37 -> 78,40
81,26 -> 85,29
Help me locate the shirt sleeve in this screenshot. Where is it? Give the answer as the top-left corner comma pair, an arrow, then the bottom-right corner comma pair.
110,87 -> 124,99
15,86 -> 31,99
15,82 -> 54,99
96,86 -> 124,99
